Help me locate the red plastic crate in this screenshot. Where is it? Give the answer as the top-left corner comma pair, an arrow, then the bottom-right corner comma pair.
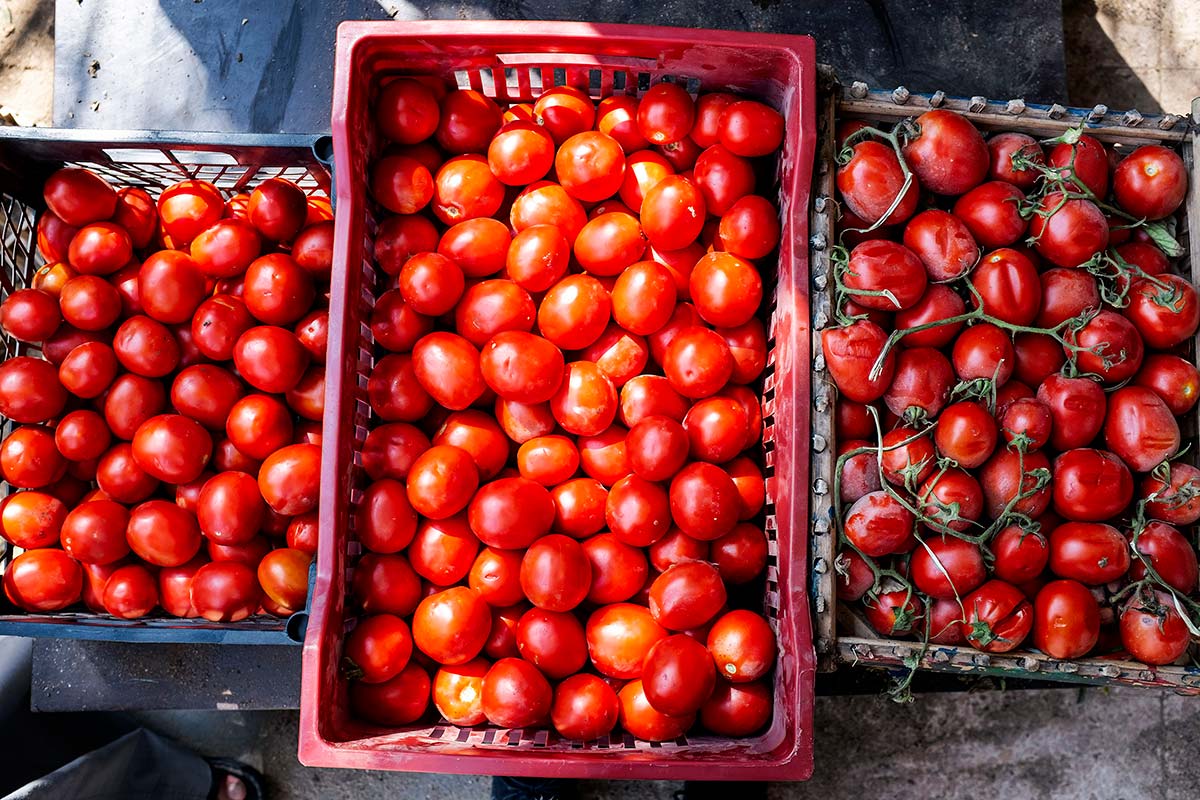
301,20 -> 816,780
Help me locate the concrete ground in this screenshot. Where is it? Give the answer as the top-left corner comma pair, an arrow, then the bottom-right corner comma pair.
129,685 -> 1199,799
1,3 -> 1199,799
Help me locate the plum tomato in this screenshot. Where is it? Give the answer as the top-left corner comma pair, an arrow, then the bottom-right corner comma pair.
1113,144 -> 1187,220
1033,579 -> 1100,658
864,587 -> 924,636
586,602 -> 668,680
1123,275 -> 1200,350
258,442 -> 320,515
821,320 -> 895,404
992,524 -> 1050,584
555,131 -> 626,203
970,248 -> 1041,326
1120,591 -> 1191,665
979,447 -> 1052,520
1028,193 -> 1109,268
1067,309 -> 1144,384
953,182 -> 1028,249
988,132 -> 1044,189
1048,521 -> 1130,584
1135,354 -> 1200,416
191,561 -> 262,622
1126,521 -> 1197,592
958,579 -> 1033,653
1141,462 -> 1200,525
1104,386 -> 1180,473
951,322 -> 1015,385
901,209 -> 978,283
487,121 -> 555,185
1053,448 -> 1133,522
479,331 -> 564,405
901,110 -> 988,195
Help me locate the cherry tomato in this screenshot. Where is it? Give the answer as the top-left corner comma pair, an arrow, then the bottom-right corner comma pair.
1033,579 -> 1100,658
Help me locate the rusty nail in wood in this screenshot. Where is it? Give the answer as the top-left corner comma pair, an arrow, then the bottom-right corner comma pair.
1158,113 -> 1182,130
810,232 -> 827,251
891,86 -> 910,104
812,478 -> 828,496
813,557 -> 828,574
929,90 -> 945,107
968,96 -> 987,112
1122,109 -> 1143,126
849,81 -> 869,99
1087,104 -> 1108,122
1005,99 -> 1026,115
1048,104 -> 1067,119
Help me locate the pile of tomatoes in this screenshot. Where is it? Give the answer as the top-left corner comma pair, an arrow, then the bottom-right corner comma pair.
0,166 -> 331,622
343,77 -> 784,742
826,108 -> 1200,666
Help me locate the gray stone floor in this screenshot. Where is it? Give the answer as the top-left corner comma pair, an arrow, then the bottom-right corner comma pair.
128,684 -> 1199,799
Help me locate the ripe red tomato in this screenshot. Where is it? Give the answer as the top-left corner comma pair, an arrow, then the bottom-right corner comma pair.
998,397 -> 1052,452
1141,462 -> 1200,525
683,396 -> 749,464
693,144 -> 754,217
1069,309 -> 1145,384
519,534 -> 591,612
126,500 -> 202,567
821,320 -> 895,404
706,609 -> 775,683
58,275 -> 120,331
102,564 -> 158,619
533,85 -> 595,144
988,132 -> 1044,188
598,94 -> 648,153
515,607 -> 587,679
0,288 -> 61,342
352,553 -> 422,617
1029,194 -> 1109,268
919,468 -> 984,534
481,657 -> 552,729
479,331 -> 564,405
234,325 -> 311,394
467,547 -> 525,607
224,393 -> 293,461
408,515 -> 479,587
902,209 -> 978,282
992,525 -> 1049,584
1135,354 -> 1200,415
842,490 -> 914,557
1033,579 -> 1100,658
910,535 -> 987,599
431,410 -> 509,481
467,476 -> 553,549
898,113 -> 986,195
1047,133 -> 1109,197
431,658 -> 488,727
505,224 -> 570,292
436,89 -> 502,153
1035,374 -> 1104,451
189,219 -> 261,279
641,634 -> 716,716
662,326 -> 734,399
510,181 -> 587,240
953,182 -> 1028,248
59,499 -> 129,564
130,414 -> 212,484
1,490 -> 67,549
1128,521 -> 1198,594
375,214 -> 439,275
113,315 -> 180,378
243,253 -> 316,326
344,613 -> 413,684
1053,448 -> 1133,522
377,77 -> 440,144
536,275 -> 612,350
1124,275 -> 1200,350
668,461 -> 739,540
192,294 -> 254,361
883,346 -> 953,420
551,673 -> 620,741
718,100 -> 783,157
863,587 -> 924,636
586,602 -> 667,679
43,167 -> 117,226
637,83 -> 694,146
170,364 -> 244,431
550,361 -> 618,437
1048,521 -> 1130,584
934,401 -> 998,469
1104,386 -> 1180,473
951,322 -> 1015,385
398,252 -> 464,318
349,663 -> 431,726
65,222 -> 131,277
648,560 -> 726,631
626,415 -> 688,482
1120,592 -> 1191,665
191,560 -> 262,622
96,442 -> 159,503
372,156 -> 433,215
453,280 -> 534,349
978,447 -> 1051,519
640,176 -> 706,250
1113,145 -> 1187,219
487,120 -> 555,185
550,478 -> 609,538
0,426 -> 65,489
843,239 -> 928,312
247,178 -> 307,242
578,532 -> 647,605
258,442 -> 320,515
516,435 -> 578,487
197,471 -> 265,545
970,248 -> 1040,325
556,131 -> 626,202
412,586 -> 492,666
604,474 -> 671,548
959,579 -> 1033,653
158,557 -> 204,618
573,211 -> 645,277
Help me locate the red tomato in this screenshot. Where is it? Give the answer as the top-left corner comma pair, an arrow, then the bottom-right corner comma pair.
158,180 -> 225,245
410,332 -> 487,410
1113,145 -> 1187,219
551,673 -> 620,741
437,218 -> 511,280
709,522 -> 768,584
349,662 -> 431,726
432,155 -> 505,225
481,657 -> 552,729
96,440 -> 160,503
59,499 -> 130,564
837,140 -> 918,228
970,248 -> 1040,325
842,239 -> 926,312
537,274 -> 611,350
112,315 -> 180,378
377,77 -> 440,144
169,364 -> 243,431
1120,591 -> 1191,664
959,579 -> 1033,653
189,219 -> 261,279
242,253 -> 315,326
607,261 -> 676,336
1029,194 -> 1109,268
1012,333 -> 1065,388
514,607 -> 586,679
1128,521 -> 1198,594
883,347 -> 953,421
533,85 -> 595,144
126,500 -> 202,567
620,150 -> 673,212
998,397 -> 1052,452
43,167 -> 117,226
550,478 -> 609,538
100,564 -> 158,619
1141,462 -> 1200,525
0,426 -> 65,489
901,209 -> 978,282
371,290 -> 432,353
233,325 -> 311,394
397,252 -> 464,318
486,120 -> 555,187
191,561 -> 262,622
518,534 -> 591,612
504,224 -> 570,292
979,448 -> 1052,519
953,182 -> 1028,248
573,212 -> 645,277
466,475 -> 553,549
375,214 -> 439,276
510,181 -> 587,240
603,474 -> 670,548
640,176 -> 706,251
352,553 -> 422,617
1035,268 -> 1099,329
196,471 -> 265,545
407,515 -> 478,587
433,88 -> 501,153
647,560 -> 725,631
247,178 -> 307,242
843,490 -> 914,557
890,286 -> 965,350
1105,386 -> 1180,472
718,100 -> 783,157
1124,275 -> 1200,350
191,294 -> 254,361
910,535 -> 987,600
1068,309 -> 1144,384
992,525 -> 1050,584
1135,354 -> 1199,415
1048,133 -> 1110,195
0,288 -> 61,342
1048,521 -> 1130,584
345,613 -> 414,685
65,222 -> 131,277
586,603 -> 668,679
158,556 -> 204,618
580,324 -> 650,388
1,491 -> 67,550
56,276 -> 118,332
1033,579 -> 1100,658
821,320 -> 895,404
988,131 -> 1044,188
478,331 -> 563,405
1036,374 -> 1105,451
934,401 -> 998,469
3,548 -> 81,611
130,414 -> 212,484
693,144 -> 755,217
258,442 -> 320,515
863,587 -> 924,636
464,546 -> 523,608
597,94 -> 647,154
707,609 -> 775,683
900,110 -> 988,193
662,326 -> 734,400
549,361 -> 617,437
412,586 -> 492,665
637,83 -> 694,146
919,468 -> 984,534
668,462 -> 739,540
1053,448 -> 1133,522
641,634 -> 716,716
224,394 -> 293,461
555,131 -> 626,202
37,215 -> 79,268
619,375 -> 689,428
626,415 -> 688,482
368,354 -> 432,422
432,410 -> 509,481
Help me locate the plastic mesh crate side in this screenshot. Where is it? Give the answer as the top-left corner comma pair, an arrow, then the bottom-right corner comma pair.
0,130 -> 330,644
303,22 -> 816,779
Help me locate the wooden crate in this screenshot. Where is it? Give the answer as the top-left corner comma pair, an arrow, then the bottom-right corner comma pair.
808,70 -> 1200,692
